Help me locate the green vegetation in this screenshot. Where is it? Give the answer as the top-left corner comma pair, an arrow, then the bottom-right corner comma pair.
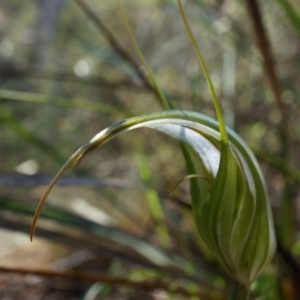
1,0 -> 300,299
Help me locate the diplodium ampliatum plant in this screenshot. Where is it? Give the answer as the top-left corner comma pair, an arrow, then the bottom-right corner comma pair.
31,0 -> 276,297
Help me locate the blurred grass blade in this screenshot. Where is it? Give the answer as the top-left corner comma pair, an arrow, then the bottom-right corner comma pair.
0,196 -> 172,267
0,109 -> 66,165
115,0 -> 170,110
0,265 -> 218,299
135,142 -> 171,248
73,0 -> 156,94
251,145 -> 300,183
275,0 -> 300,35
0,193 -> 209,282
0,173 -> 137,188
0,89 -> 131,117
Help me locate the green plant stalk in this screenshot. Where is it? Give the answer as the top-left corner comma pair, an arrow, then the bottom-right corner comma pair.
177,0 -> 274,292
176,0 -> 227,144
230,282 -> 250,300
176,1 -> 259,295
176,0 -> 228,272
116,0 -> 170,110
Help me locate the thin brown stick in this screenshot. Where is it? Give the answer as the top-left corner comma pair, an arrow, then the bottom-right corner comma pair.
245,0 -> 295,248
0,266 -> 224,299
276,235 -> 300,278
245,0 -> 289,157
0,63 -> 191,102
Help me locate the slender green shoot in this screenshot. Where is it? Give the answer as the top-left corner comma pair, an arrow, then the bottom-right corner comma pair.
176,0 -> 228,143
115,0 -> 170,110
230,282 -> 250,300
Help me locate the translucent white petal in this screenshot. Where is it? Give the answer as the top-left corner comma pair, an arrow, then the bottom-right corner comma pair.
146,123 -> 220,176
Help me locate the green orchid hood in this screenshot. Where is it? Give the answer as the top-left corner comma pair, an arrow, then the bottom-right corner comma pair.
31,110 -> 276,288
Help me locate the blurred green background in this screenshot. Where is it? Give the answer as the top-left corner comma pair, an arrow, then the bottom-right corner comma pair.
0,0 -> 300,299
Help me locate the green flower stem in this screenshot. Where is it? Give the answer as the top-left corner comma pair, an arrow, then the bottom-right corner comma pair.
115,0 -> 170,110
230,283 -> 250,300
176,0 -> 228,144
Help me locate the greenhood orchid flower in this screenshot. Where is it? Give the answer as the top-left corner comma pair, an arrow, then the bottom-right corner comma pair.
31,109 -> 276,288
